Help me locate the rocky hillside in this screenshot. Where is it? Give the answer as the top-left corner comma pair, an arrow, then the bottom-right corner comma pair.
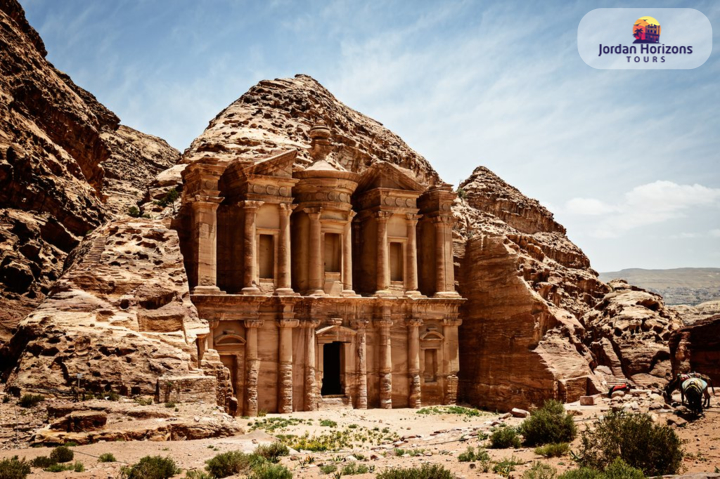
0,0 -> 179,348
599,267 -> 720,306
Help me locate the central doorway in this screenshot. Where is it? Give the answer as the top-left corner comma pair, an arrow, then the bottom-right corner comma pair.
321,342 -> 343,396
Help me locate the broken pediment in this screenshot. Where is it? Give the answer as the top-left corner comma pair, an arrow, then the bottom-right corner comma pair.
355,161 -> 426,195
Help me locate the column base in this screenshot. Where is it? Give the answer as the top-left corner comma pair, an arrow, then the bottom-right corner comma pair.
374,289 -> 395,298
308,289 -> 326,297
242,286 -> 261,295
433,291 -> 462,299
274,288 -> 299,296
405,290 -> 424,298
342,289 -> 360,297
192,286 -> 225,294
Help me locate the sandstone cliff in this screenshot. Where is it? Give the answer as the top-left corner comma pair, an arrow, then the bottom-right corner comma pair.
669,313 -> 720,385
0,0 -> 180,349
4,219 -> 210,396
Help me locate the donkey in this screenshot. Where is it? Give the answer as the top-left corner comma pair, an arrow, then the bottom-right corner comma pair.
665,373 -> 714,414
664,372 -> 713,403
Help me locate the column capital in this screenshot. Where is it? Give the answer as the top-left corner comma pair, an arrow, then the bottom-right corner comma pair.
443,317 -> 462,327
190,195 -> 223,206
279,203 -> 297,215
432,215 -> 455,225
304,207 -> 323,218
374,318 -> 393,329
302,318 -> 322,329
277,319 -> 300,329
405,318 -> 424,328
352,319 -> 371,330
347,210 -> 357,221
240,200 -> 265,210
405,213 -> 423,224
375,210 -> 392,221
244,319 -> 264,329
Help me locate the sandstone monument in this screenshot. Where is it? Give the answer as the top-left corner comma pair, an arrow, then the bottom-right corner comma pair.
2,0 -> 711,422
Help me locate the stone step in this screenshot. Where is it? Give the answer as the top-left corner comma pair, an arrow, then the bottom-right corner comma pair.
319,395 -> 352,410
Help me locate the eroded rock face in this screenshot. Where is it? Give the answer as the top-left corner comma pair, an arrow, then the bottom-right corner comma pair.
669,314 -> 720,385
581,280 -> 682,388
182,74 -> 440,186
4,219 -> 210,396
0,0 -> 181,348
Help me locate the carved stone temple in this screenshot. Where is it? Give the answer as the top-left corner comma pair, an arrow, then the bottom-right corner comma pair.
177,126 -> 464,416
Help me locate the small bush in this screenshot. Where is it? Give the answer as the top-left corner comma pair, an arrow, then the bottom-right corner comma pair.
520,400 -> 577,446
558,469 -> 601,479
376,463 -> 454,479
98,453 -> 116,463
319,464 -> 337,474
577,412 -> 682,476
254,442 -> 289,462
489,426 -> 521,449
206,451 -> 259,478
121,456 -> 180,479
341,463 -> 369,475
0,456 -> 31,479
535,443 -> 570,458
164,402 -> 176,408
128,206 -> 142,218
106,390 -> 120,401
155,188 -> 180,208
30,456 -> 55,468
248,462 -> 292,479
523,462 -> 557,479
50,446 -> 74,464
320,419 -> 337,427
18,394 -> 44,408
457,446 -> 490,462
185,471 -> 213,479
493,456 -> 523,477
134,396 -> 153,406
602,458 -> 645,479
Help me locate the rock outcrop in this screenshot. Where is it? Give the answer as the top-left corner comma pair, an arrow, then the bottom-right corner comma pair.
669,314 -> 720,385
0,0 -> 180,350
581,280 -> 682,388
4,219 -> 210,397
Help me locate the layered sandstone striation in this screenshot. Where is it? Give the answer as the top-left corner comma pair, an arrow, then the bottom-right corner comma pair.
183,74 -> 440,186
4,219 -> 211,397
455,167 -> 609,410
0,0 -> 180,349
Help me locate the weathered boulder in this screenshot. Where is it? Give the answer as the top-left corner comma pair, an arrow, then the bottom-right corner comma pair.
4,219 -> 212,397
50,410 -> 107,432
582,280 -> 682,387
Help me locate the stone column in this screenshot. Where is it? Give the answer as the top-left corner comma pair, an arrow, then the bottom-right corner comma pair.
353,319 -> 369,409
277,316 -> 299,413
433,216 -> 459,298
442,317 -> 462,405
406,318 -> 423,408
242,200 -> 264,295
375,211 -> 391,295
304,319 -> 320,410
306,208 -> 325,296
342,211 -> 356,295
405,214 -> 421,296
244,319 -> 263,416
191,197 -> 223,294
276,203 -> 296,295
376,313 -> 393,409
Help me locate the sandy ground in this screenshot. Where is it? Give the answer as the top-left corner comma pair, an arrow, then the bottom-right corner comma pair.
1,394 -> 719,478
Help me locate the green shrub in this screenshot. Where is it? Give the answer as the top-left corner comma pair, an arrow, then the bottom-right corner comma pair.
319,464 -> 337,474
577,412 -> 682,476
558,469 -> 602,479
49,446 -> 74,464
254,442 -> 289,462
98,453 -> 116,463
120,456 -> 180,479
106,390 -> 120,401
341,463 -> 369,475
128,206 -> 142,218
206,451 -> 260,478
18,394 -> 44,408
376,463 -> 454,479
520,400 -> 577,446
0,456 -> 31,479
534,443 -> 570,458
523,462 -> 557,479
185,471 -> 213,479
248,462 -> 292,479
493,456 -> 523,477
457,446 -> 490,462
320,419 -> 337,427
489,426 -> 521,449
602,458 -> 645,479
155,188 -> 180,208
30,456 -> 55,468
134,397 -> 153,406
164,402 -> 176,408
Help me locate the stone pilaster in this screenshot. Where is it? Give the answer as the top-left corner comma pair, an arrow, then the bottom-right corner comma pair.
443,317 -> 462,405
276,203 -> 296,295
375,211 -> 392,295
190,197 -> 223,294
376,312 -> 393,409
277,315 -> 299,413
304,319 -> 321,410
306,208 -> 325,296
406,318 -> 423,408
342,211 -> 357,296
353,319 -> 369,409
432,215 -> 460,298
241,200 -> 264,295
244,318 -> 263,416
405,213 -> 421,296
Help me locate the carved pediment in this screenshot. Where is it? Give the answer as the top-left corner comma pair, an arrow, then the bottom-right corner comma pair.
244,150 -> 297,178
355,162 -> 426,195
315,324 -> 357,343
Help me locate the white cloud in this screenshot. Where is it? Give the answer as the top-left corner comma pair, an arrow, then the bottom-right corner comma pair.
563,181 -> 720,238
710,229 -> 720,238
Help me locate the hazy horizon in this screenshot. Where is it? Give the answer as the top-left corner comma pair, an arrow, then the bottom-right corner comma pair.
19,0 -> 720,272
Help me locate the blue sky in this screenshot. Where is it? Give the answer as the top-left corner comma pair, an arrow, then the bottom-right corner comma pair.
20,0 -> 720,272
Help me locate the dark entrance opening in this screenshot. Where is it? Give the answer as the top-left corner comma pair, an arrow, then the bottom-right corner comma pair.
322,342 -> 343,395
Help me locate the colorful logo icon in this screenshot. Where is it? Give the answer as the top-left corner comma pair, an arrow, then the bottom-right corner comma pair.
633,16 -> 661,44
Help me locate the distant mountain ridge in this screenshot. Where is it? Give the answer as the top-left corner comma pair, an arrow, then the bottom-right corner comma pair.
599,268 -> 720,305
